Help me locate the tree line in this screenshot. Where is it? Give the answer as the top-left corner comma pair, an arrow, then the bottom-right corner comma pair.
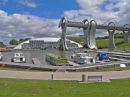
0,33 -> 124,48
9,38 -> 30,45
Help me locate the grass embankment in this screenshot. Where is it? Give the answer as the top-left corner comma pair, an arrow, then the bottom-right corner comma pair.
0,78 -> 130,97
69,37 -> 130,49
96,38 -> 130,49
46,54 -> 68,65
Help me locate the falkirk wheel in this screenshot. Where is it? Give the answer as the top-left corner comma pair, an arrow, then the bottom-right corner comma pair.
58,17 -> 130,51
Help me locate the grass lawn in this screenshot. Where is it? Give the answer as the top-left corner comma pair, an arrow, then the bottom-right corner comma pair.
69,36 -> 130,49
0,78 -> 130,97
96,38 -> 130,49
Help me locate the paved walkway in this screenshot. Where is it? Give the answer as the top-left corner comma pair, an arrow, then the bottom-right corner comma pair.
0,70 -> 130,82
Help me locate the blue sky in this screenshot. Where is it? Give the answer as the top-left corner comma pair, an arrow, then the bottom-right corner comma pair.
0,0 -> 79,18
0,0 -> 130,44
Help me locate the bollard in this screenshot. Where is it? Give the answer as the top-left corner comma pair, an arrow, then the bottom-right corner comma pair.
51,74 -> 53,80
82,74 -> 86,82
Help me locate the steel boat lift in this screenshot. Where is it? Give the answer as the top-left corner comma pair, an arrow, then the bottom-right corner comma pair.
59,17 -> 130,51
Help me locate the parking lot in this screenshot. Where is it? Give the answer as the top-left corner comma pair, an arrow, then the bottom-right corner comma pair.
1,49 -> 77,66
0,49 -> 130,70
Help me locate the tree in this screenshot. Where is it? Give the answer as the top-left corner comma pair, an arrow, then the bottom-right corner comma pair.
9,39 -> 19,45
19,38 -> 30,43
0,42 -> 5,48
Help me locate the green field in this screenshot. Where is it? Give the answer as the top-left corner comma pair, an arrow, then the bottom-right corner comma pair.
96,38 -> 130,49
0,78 -> 130,97
68,37 -> 130,49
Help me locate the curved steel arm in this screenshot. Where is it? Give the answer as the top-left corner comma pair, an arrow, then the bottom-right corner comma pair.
108,22 -> 116,49
82,19 -> 89,24
88,20 -> 97,49
108,22 -> 116,32
58,17 -> 67,28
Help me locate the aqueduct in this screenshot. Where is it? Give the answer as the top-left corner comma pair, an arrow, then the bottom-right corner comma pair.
58,17 -> 130,51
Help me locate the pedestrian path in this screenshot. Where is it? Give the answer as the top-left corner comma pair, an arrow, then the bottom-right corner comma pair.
0,70 -> 130,82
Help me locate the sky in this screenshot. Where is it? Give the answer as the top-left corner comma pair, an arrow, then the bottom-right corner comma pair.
0,0 -> 130,44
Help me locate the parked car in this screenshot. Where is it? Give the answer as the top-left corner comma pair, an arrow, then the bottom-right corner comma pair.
11,53 -> 26,63
96,52 -> 110,62
0,52 -> 3,61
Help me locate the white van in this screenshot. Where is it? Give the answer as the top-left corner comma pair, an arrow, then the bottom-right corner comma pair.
11,53 -> 26,63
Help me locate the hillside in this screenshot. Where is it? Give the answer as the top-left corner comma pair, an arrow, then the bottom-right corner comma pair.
96,38 -> 130,49
68,36 -> 130,49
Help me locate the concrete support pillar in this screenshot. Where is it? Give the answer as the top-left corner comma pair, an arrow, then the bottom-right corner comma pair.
82,19 -> 89,48
59,17 -> 68,51
129,31 -> 130,42
108,22 -> 116,49
123,24 -> 130,43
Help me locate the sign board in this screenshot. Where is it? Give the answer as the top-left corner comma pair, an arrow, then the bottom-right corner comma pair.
120,64 -> 126,68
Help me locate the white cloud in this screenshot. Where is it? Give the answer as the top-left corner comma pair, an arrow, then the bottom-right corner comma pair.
63,0 -> 130,36
0,0 -> 8,5
0,10 -> 85,44
0,10 -> 61,43
64,0 -> 120,23
19,0 -> 38,8
0,0 -> 130,43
